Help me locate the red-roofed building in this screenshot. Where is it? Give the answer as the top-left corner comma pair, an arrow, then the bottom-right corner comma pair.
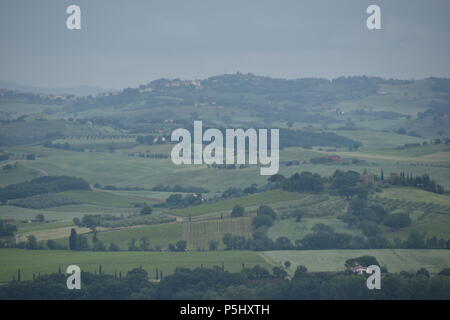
351,266 -> 367,275
328,155 -> 343,163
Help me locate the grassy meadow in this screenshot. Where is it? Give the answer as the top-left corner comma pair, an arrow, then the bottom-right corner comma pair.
0,249 -> 269,283
57,223 -> 183,251
0,248 -> 448,284
261,249 -> 450,275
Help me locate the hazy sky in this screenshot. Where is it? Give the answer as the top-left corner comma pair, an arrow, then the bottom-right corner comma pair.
1,0 -> 449,89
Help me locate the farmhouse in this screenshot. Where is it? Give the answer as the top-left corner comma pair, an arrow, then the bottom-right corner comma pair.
351,266 -> 367,275
328,155 -> 343,163
361,170 -> 377,186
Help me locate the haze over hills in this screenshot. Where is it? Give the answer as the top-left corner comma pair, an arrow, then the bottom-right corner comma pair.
1,0 -> 450,301
1,72 -> 450,299
2,73 -> 449,139
0,81 -> 116,97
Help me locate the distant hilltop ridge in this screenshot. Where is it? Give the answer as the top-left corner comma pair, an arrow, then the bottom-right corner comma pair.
0,81 -> 116,97
102,73 -> 450,91
1,73 -> 449,101
131,73 -> 412,93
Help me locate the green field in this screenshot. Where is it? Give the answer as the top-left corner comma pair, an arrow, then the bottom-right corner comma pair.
0,102 -> 63,117
0,189 -> 154,225
101,190 -> 173,202
183,217 -> 253,250
3,140 -> 450,192
53,135 -> 137,145
367,188 -> 450,240
372,145 -> 450,158
261,249 -> 450,275
0,204 -> 138,224
383,214 -> 450,241
60,190 -> 146,207
380,187 -> 450,207
16,146 -> 262,192
63,223 -> 183,250
0,248 -> 448,283
171,190 -> 304,217
18,226 -> 91,242
267,216 -> 363,243
237,187 -> 450,244
13,221 -> 73,233
0,119 -> 111,141
329,130 -> 425,150
0,163 -> 40,187
0,249 -> 269,283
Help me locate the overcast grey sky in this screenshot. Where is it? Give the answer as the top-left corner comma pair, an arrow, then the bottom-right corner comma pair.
1,0 -> 449,89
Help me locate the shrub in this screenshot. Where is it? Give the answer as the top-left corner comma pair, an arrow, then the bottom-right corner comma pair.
140,205 -> 153,215
359,221 -> 381,237
208,240 -> 219,251
384,212 -> 411,230
256,205 -> 276,219
231,205 -> 245,217
252,214 -> 273,228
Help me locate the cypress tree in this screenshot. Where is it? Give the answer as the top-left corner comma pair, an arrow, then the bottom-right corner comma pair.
69,228 -> 78,251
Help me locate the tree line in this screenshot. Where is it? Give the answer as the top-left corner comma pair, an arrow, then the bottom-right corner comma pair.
388,172 -> 445,194
1,263 -> 450,300
0,176 -> 90,204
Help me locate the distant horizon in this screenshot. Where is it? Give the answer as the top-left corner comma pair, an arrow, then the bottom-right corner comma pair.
1,0 -> 450,89
1,72 -> 449,96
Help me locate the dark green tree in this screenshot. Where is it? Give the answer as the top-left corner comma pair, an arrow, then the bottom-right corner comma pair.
176,240 -> 187,252
69,228 -> 78,251
140,205 -> 153,215
26,235 -> 38,250
231,205 -> 245,217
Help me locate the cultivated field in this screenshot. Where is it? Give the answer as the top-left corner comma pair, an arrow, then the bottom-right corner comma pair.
171,190 -> 304,217
182,217 -> 253,250
262,249 -> 450,275
57,223 -> 183,251
18,226 -> 91,242
0,248 -> 448,284
267,216 -> 363,243
0,249 -> 269,283
379,187 -> 450,207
